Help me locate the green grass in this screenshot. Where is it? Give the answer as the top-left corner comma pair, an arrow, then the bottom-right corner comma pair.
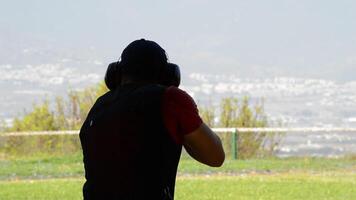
1,153 -> 355,180
176,174 -> 356,200
1,174 -> 356,200
1,154 -> 356,199
0,179 -> 83,200
179,157 -> 356,174
0,153 -> 83,180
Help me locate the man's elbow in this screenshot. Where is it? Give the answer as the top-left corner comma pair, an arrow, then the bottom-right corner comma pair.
207,151 -> 225,167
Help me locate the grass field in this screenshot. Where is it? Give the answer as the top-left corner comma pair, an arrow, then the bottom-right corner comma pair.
1,153 -> 356,199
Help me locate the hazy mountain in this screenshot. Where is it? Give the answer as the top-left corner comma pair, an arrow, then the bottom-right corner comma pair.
1,59 -> 356,129
183,73 -> 356,127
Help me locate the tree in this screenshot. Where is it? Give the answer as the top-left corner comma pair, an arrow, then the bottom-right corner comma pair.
54,96 -> 67,130
199,105 -> 216,127
9,82 -> 109,132
10,100 -> 57,131
66,82 -> 108,129
4,83 -> 109,156
200,97 -> 283,159
0,118 -> 7,133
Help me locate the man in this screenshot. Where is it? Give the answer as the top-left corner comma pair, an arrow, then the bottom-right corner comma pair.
79,39 -> 225,199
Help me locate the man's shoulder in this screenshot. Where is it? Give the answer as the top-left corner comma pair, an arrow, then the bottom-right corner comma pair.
164,86 -> 196,106
95,90 -> 114,104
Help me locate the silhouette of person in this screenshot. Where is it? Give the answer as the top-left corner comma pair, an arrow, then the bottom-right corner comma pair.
79,39 -> 225,200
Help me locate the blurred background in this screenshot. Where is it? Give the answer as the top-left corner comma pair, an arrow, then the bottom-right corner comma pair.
0,0 -> 356,199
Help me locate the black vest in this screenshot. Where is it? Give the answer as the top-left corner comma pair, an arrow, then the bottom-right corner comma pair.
79,84 -> 182,200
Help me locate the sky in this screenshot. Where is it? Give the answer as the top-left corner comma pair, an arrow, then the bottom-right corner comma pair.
1,0 -> 356,81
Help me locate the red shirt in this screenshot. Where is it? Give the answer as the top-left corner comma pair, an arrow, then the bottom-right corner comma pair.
162,86 -> 203,144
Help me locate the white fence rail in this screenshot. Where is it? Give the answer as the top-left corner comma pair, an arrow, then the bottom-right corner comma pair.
212,127 -> 356,133
1,127 -> 356,137
0,130 -> 79,137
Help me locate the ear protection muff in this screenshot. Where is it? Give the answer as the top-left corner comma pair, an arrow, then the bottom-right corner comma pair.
104,61 -> 121,91
160,63 -> 181,87
104,61 -> 181,90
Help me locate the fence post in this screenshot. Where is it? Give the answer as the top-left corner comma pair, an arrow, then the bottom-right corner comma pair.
231,128 -> 238,159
